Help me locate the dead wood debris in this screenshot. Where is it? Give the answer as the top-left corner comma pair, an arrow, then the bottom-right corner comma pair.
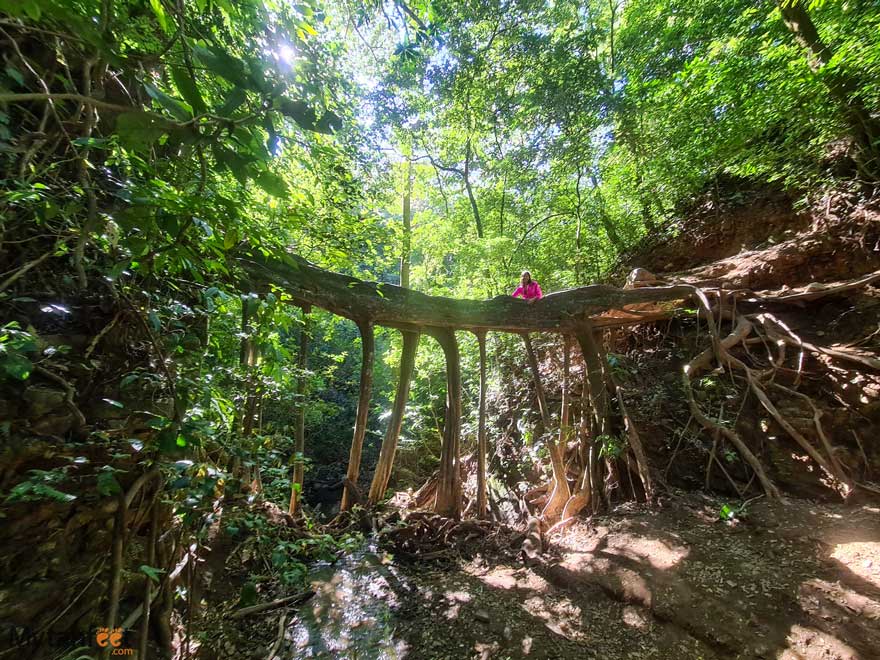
377,510 -> 515,560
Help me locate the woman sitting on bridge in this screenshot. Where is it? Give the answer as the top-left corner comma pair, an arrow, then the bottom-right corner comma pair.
512,270 -> 543,304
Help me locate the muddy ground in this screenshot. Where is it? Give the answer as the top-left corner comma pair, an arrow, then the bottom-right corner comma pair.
196,493 -> 879,659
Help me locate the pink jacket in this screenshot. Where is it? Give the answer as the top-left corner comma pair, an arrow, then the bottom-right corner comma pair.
512,281 -> 543,300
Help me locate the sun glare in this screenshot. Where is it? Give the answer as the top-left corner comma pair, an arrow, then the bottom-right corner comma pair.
277,43 -> 296,64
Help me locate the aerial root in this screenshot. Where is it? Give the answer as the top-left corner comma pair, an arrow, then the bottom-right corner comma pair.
683,286 -> 876,500
532,274 -> 880,529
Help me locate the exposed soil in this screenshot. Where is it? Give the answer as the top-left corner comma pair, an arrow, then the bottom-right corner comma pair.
189,493 -> 879,659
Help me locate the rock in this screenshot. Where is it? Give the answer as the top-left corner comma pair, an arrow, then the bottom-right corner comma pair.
475,609 -> 491,624
30,412 -> 74,436
625,268 -> 661,289
22,386 -> 66,417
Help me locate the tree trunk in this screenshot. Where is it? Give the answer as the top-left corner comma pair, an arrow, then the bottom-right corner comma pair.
589,172 -> 624,251
242,344 -> 260,437
400,159 -> 413,288
475,330 -> 489,519
429,327 -> 462,518
542,335 -> 573,524
239,250 -> 693,334
288,305 -> 311,515
341,319 -> 375,511
368,330 -> 420,505
234,294 -> 257,439
778,0 -> 880,176
575,325 -> 610,436
464,138 -> 484,238
574,169 -> 585,285
523,334 -> 551,428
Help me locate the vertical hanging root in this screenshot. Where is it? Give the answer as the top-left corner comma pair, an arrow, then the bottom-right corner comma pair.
341,319 -> 375,512
475,330 -> 489,519
541,335 -> 572,525
138,491 -> 161,660
428,327 -> 463,518
615,385 -> 654,500
545,325 -> 609,527
523,333 -> 551,427
368,330 -> 420,506
289,305 -> 311,515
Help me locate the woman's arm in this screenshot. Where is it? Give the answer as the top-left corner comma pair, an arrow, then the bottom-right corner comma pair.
534,282 -> 543,299
512,286 -> 524,298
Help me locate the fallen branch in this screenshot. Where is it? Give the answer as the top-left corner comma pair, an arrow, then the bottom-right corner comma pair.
265,612 -> 288,660
230,590 -> 315,619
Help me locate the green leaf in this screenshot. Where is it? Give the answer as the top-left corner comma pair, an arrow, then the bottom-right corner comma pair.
315,111 -> 342,135
157,428 -> 179,453
212,144 -> 253,184
149,0 -> 171,34
1,354 -> 32,381
97,469 -> 122,496
22,1 -> 41,20
192,45 -> 248,86
171,66 -> 207,116
139,564 -> 166,583
144,83 -> 192,121
4,65 -> 24,87
72,137 -> 111,149
115,112 -> 171,151
218,87 -> 248,116
278,98 -> 317,130
255,171 -> 288,198
223,227 -> 240,250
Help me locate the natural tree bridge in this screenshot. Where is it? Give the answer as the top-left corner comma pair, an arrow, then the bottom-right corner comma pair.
239,251 -> 700,525
241,251 -> 878,526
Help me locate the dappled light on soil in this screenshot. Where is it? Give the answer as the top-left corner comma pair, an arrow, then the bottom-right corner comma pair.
830,542 -> 880,589
780,625 -> 860,660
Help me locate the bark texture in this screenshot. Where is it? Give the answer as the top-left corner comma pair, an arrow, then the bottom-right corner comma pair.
289,305 -> 311,515
341,320 -> 375,511
368,330 -> 420,505
428,327 -> 463,518
237,251 -> 693,333
475,331 -> 489,519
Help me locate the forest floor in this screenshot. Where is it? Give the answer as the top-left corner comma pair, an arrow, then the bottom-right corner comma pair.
197,492 -> 880,660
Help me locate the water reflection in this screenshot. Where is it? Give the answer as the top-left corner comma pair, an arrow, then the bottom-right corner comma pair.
283,543 -> 411,659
